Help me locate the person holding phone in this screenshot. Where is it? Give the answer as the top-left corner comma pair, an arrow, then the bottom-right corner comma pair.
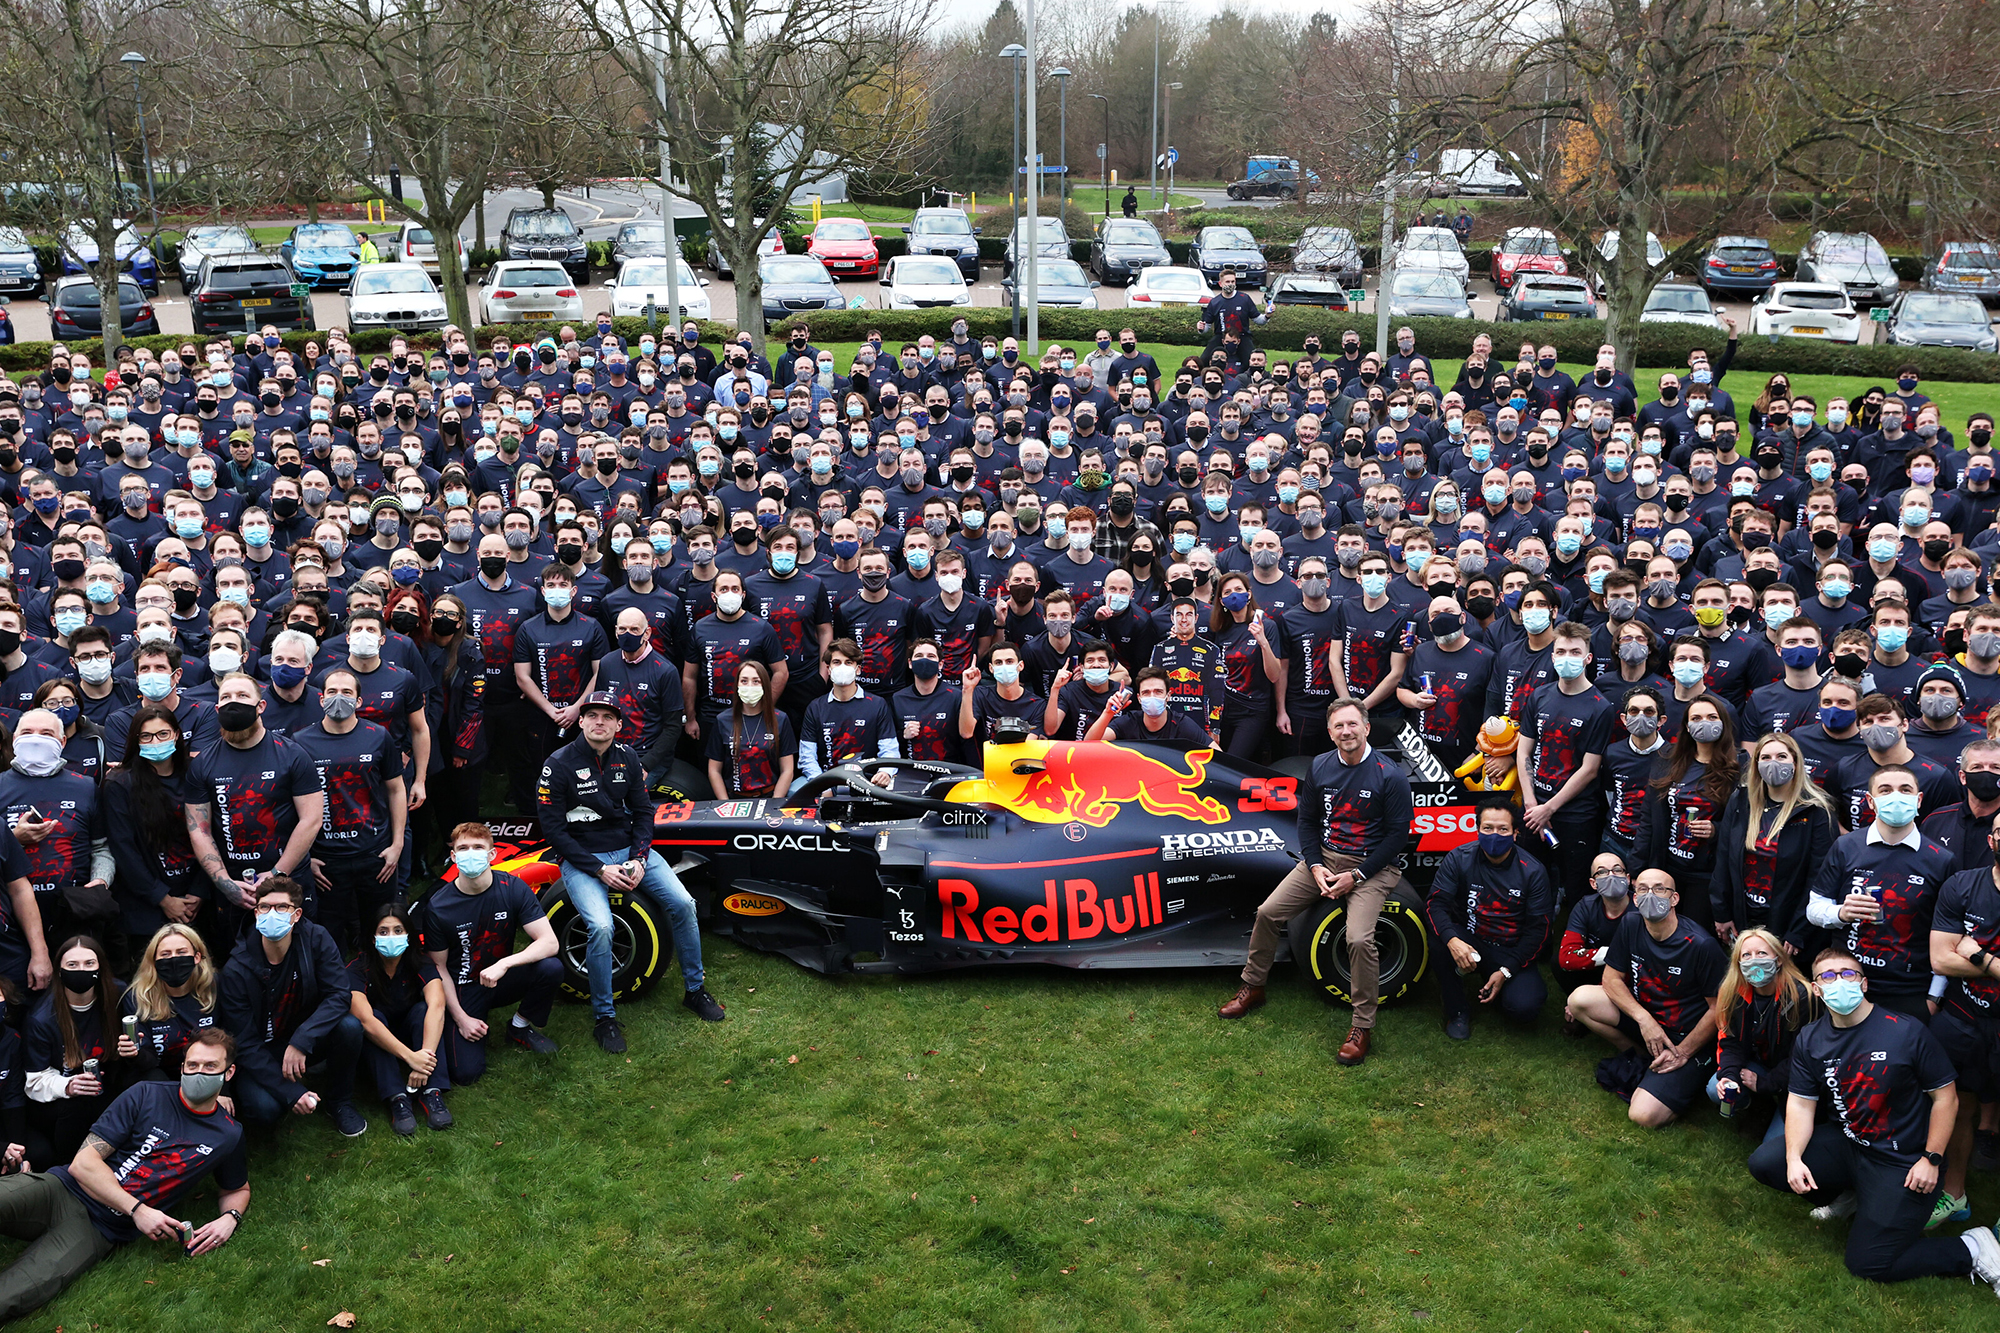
1083,667 -> 1212,752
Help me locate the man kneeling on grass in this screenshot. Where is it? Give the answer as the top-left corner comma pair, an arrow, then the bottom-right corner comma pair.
0,1028 -> 247,1321
1567,867 -> 1726,1128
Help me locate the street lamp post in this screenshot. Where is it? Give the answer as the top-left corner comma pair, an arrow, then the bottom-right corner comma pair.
1051,67 -> 1070,210
1088,93 -> 1109,217
1163,82 -> 1181,212
1000,42 -> 1025,338
119,52 -> 158,233
1149,6 -> 1161,206
1023,0 -> 1038,358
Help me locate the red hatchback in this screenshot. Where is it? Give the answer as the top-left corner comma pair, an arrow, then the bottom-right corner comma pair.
1491,227 -> 1567,290
807,219 -> 880,277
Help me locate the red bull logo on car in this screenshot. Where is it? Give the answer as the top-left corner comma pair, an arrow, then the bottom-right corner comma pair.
937,873 -> 1168,943
960,739 -> 1231,827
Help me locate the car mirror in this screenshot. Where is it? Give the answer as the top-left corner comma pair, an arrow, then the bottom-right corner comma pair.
971,226 -> 982,236
700,276 -> 710,286
899,225 -> 911,234
340,283 -> 353,296
603,277 -> 617,288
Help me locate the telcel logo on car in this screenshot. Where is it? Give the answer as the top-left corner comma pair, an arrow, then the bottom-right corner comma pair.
723,893 -> 786,917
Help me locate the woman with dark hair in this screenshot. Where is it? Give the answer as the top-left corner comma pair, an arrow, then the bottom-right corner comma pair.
704,660 -> 794,799
348,902 -> 451,1136
601,517 -> 645,589
404,587 -> 485,872
1208,571 -> 1282,761
116,922 -> 220,1082
30,679 -> 106,787
1635,696 -> 1740,930
1125,531 -> 1166,612
23,936 -> 123,1168
104,705 -> 208,945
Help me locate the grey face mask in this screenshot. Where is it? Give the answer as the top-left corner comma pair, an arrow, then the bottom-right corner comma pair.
1687,718 -> 1725,744
1758,759 -> 1796,788
1617,642 -> 1650,666
181,1069 -> 225,1102
1624,713 -> 1660,738
1863,721 -> 1902,751
1634,891 -> 1673,922
1606,596 -> 1637,621
322,695 -> 359,722
1595,873 -> 1630,899
1920,695 -> 1960,722
1974,632 -> 2000,659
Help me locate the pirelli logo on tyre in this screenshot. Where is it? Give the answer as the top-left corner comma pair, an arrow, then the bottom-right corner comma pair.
723,892 -> 786,916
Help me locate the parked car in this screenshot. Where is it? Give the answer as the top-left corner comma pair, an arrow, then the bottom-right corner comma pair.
60,220 -> 159,294
0,227 -> 41,298
0,303 -> 12,345
477,260 -> 583,325
1639,281 -> 1725,329
1394,226 -> 1469,283
1189,225 -> 1269,287
393,220 -> 466,275
1747,282 -> 1861,343
610,221 -> 673,266
1225,169 -> 1299,201
1440,149 -> 1529,196
880,254 -> 972,310
1589,229 -> 1667,295
1386,270 -> 1474,319
190,254 -> 311,335
758,253 -> 846,330
1089,217 -> 1170,285
1882,290 -> 1998,351
806,218 -> 880,278
901,208 -> 981,280
1498,273 -> 1595,321
47,274 -> 157,341
1126,265 -> 1214,307
999,257 -> 1098,309
706,225 -> 785,276
1370,170 -> 1450,200
1922,241 -> 2000,302
1004,215 -> 1071,277
344,263 -> 448,332
606,257 -> 709,321
175,224 -> 256,289
1794,231 -> 1898,307
1290,226 -> 1363,285
499,207 -> 588,282
1699,235 -> 1781,296
1265,273 -> 1351,311
1490,227 -> 1566,291
277,222 -> 360,291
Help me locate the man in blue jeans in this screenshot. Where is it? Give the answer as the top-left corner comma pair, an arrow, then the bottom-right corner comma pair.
538,692 -> 725,1053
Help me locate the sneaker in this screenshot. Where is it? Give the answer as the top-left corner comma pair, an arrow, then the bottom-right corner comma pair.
419,1089 -> 453,1131
331,1101 -> 367,1138
1929,1192 -> 1972,1230
595,1017 -> 627,1053
508,1023 -> 558,1055
1963,1225 -> 2000,1295
684,987 -> 727,1022
1809,1190 -> 1858,1222
386,1093 -> 417,1137
1976,1129 -> 2000,1174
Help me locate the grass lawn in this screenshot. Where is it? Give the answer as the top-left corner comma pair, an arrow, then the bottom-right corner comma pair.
32,943 -> 1999,1331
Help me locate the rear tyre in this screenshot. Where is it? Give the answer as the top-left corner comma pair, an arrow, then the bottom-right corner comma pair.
536,881 -> 670,1005
1227,187 -> 1244,201
1291,888 -> 1431,1007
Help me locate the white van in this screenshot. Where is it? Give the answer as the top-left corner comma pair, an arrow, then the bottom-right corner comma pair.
1440,149 -> 1528,197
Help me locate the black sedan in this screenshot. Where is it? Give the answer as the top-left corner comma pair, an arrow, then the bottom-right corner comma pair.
1225,170 -> 1299,200
1266,273 -> 1352,311
1499,273 -> 1597,321
48,274 -> 158,341
1188,225 -> 1268,287
1882,290 -> 1998,353
1089,218 -> 1170,285
757,254 -> 847,332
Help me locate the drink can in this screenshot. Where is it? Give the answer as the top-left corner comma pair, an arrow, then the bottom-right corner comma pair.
1718,1082 -> 1738,1119
1420,672 -> 1434,696
82,1058 -> 98,1076
122,1015 -> 138,1041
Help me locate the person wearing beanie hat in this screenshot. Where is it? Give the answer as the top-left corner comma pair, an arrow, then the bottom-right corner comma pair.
1906,661 -> 1978,773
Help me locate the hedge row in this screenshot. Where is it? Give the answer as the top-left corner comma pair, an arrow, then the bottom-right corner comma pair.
6,308 -> 1995,383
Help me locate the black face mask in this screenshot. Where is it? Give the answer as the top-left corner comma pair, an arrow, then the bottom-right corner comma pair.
1833,651 -> 1867,678
155,955 -> 198,988
557,543 -> 584,565
0,629 -> 21,658
910,657 -> 941,681
52,559 -> 84,582
217,700 -> 259,732
1945,627 -> 1969,657
1168,576 -> 1195,597
1743,567 -> 1779,593
391,610 -> 421,635
431,616 -> 460,638
1924,539 -> 1952,563
1811,528 -> 1839,551
172,587 -> 199,614
61,967 -> 98,996
1966,770 -> 2000,802
1466,595 -> 1496,620
480,555 -> 508,579
414,538 -> 445,562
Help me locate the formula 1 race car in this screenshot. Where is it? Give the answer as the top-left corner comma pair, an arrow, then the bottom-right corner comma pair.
477,721 -> 1482,1011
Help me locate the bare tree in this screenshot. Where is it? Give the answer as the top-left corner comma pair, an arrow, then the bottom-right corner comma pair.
0,0 -> 190,355
577,0 -> 940,339
1397,0 -> 2000,366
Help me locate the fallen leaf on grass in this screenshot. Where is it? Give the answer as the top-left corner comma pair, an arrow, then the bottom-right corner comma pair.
787,1055 -> 798,1064
443,1254 -> 454,1264
328,1314 -> 357,1329
1084,1217 -> 1095,1224
733,1172 -> 744,1182
312,1258 -> 332,1267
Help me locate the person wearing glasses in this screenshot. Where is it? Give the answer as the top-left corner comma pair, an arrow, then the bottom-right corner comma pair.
1748,946 -> 2000,1291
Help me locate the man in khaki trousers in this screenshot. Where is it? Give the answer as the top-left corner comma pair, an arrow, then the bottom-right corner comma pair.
1219,697 -> 1413,1066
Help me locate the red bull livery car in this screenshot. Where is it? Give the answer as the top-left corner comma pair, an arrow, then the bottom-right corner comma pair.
483,723 -> 1477,1010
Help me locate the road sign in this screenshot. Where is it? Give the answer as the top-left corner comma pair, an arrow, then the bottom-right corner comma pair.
289,282 -> 310,300
1166,147 -> 1179,166
1348,289 -> 1367,304
1871,307 -> 1891,322
1097,143 -> 1107,160
1017,165 -> 1069,174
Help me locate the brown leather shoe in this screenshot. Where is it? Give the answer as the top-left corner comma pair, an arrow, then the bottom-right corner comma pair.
1218,985 -> 1266,1019
1336,1027 -> 1372,1066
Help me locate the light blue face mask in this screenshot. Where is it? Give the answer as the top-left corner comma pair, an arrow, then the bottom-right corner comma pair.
255,909 -> 293,940
139,739 -> 177,762
1360,574 -> 1388,599
1820,976 -> 1864,1014
1552,654 -> 1585,680
1873,792 -> 1919,826
771,551 -> 797,575
1521,608 -> 1551,634
1671,660 -> 1705,686
1876,626 -> 1908,653
374,932 -> 410,958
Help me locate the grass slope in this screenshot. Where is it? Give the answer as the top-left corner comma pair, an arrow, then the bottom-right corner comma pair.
30,946 -> 1998,1332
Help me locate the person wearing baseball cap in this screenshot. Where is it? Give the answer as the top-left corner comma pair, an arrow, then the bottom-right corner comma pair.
537,691 -> 725,1052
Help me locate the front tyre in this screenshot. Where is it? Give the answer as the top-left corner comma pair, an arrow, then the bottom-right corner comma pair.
1290,889 -> 1431,1007
537,881 -> 670,1004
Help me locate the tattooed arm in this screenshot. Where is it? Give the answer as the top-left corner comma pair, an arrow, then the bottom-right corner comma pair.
185,802 -> 249,910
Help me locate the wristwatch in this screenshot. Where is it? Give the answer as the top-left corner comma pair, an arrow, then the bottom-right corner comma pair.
223,1207 -> 244,1222
1923,1150 -> 1946,1167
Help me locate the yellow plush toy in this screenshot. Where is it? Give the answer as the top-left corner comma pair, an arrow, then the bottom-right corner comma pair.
1453,716 -> 1520,794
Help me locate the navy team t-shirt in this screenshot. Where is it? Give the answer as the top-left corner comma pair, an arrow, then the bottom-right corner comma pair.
54,1080 -> 247,1243
420,871 -> 547,988
184,731 -> 322,876
1789,1005 -> 1957,1158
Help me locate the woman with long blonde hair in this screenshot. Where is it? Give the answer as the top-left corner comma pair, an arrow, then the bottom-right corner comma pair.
1709,732 -> 1834,945
1710,927 -> 1818,1143
115,923 -> 221,1082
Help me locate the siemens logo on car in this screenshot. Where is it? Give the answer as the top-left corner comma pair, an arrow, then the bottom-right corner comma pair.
731,833 -> 838,853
